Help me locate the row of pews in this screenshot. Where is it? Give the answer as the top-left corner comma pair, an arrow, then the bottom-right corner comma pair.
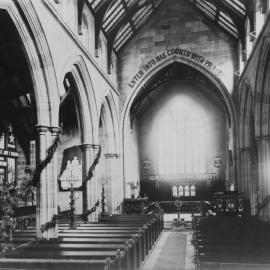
0,213 -> 163,270
192,215 -> 270,270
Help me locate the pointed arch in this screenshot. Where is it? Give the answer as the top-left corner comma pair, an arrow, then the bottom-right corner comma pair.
0,0 -> 59,127
61,56 -> 98,144
99,92 -> 119,154
121,56 -> 238,187
239,79 -> 254,148
255,35 -> 270,137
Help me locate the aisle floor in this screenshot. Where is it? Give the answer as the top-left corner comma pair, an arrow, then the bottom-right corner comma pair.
141,229 -> 195,270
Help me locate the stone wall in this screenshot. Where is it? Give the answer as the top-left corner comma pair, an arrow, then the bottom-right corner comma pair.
118,0 -> 238,112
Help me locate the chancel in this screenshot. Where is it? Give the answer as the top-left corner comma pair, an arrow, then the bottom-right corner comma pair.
0,0 -> 270,270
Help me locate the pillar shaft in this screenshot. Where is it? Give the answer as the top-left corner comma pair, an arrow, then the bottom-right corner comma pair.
105,153 -> 121,213
86,145 -> 100,222
256,136 -> 270,220
36,126 -> 59,239
49,127 -> 60,238
79,144 -> 92,214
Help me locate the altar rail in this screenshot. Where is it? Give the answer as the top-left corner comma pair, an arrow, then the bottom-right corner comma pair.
160,200 -> 214,214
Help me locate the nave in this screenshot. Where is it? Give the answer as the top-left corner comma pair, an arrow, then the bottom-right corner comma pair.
2,0 -> 270,269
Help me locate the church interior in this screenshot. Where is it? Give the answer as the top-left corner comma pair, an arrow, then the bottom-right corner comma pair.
1,0 -> 270,269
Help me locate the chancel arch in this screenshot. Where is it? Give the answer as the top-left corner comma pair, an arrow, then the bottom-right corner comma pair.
122,60 -> 237,202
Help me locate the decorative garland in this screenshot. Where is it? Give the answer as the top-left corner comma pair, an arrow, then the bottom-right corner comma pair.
69,185 -> 76,229
86,145 -> 101,181
101,185 -> 105,214
40,214 -> 58,233
31,126 -> 63,187
80,200 -> 100,221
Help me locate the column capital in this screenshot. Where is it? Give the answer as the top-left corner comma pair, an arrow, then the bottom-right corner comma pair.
238,147 -> 251,153
105,153 -> 115,159
255,135 -> 270,142
79,144 -> 92,151
105,153 -> 120,159
49,126 -> 62,135
35,125 -> 50,134
91,144 -> 100,150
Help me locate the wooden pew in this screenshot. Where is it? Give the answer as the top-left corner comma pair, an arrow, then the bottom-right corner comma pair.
2,212 -> 163,270
0,257 -> 119,270
58,231 -> 141,269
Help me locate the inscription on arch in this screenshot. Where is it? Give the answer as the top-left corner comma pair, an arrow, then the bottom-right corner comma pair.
128,48 -> 224,89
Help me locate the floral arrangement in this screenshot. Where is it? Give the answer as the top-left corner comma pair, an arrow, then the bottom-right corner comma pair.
0,181 -> 17,253
128,181 -> 139,199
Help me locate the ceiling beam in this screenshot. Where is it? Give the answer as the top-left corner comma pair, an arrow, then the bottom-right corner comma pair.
106,0 -> 152,73
205,0 -> 245,44
78,0 -> 87,35
92,0 -> 117,55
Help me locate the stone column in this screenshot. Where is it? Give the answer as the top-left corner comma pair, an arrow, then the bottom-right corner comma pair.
105,153 -> 114,213
48,127 -> 60,238
88,144 -> 100,222
239,147 -> 256,213
239,147 -> 247,197
79,144 -> 92,214
256,136 -> 270,220
104,153 -> 121,213
115,154 -> 121,212
35,126 -> 51,239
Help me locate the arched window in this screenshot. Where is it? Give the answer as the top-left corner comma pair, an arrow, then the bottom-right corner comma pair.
172,185 -> 177,197
190,185 -> 196,196
156,97 -> 207,175
184,185 -> 190,196
178,185 -> 184,196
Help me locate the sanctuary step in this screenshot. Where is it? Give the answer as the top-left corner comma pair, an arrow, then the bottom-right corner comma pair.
0,213 -> 163,270
192,216 -> 270,270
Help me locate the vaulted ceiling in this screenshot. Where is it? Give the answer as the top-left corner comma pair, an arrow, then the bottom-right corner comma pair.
79,0 -> 253,58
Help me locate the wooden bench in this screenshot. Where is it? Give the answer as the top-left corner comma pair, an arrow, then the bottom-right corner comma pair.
58,232 -> 141,269
1,213 -> 163,270
0,258 -> 119,270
